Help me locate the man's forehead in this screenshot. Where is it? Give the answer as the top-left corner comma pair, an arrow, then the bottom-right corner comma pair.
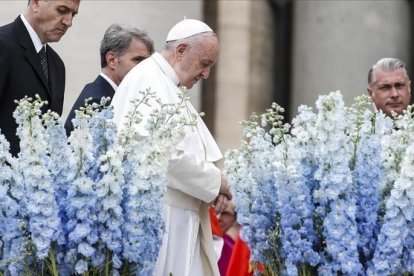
375,68 -> 408,83
54,0 -> 80,9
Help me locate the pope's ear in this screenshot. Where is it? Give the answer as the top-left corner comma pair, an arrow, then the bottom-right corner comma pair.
367,87 -> 373,97
176,43 -> 188,57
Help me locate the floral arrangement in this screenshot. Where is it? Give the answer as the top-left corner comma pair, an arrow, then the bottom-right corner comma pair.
0,88 -> 189,275
224,91 -> 414,275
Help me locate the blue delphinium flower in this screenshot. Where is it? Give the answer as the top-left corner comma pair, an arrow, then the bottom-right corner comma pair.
95,147 -> 124,271
41,110 -> 77,275
249,130 -> 279,265
13,96 -> 62,261
86,99 -> 116,182
65,106 -> 99,273
369,106 -> 414,275
225,103 -> 286,271
352,110 -> 386,266
369,140 -> 414,275
83,103 -> 124,272
0,130 -> 26,276
120,88 -> 185,275
224,147 -> 256,255
279,104 -> 320,275
312,91 -> 362,275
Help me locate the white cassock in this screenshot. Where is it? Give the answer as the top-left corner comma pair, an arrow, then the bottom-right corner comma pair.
111,52 -> 222,276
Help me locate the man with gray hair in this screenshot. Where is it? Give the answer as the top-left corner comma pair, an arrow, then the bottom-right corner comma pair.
65,23 -> 153,134
111,18 -> 232,275
367,57 -> 411,117
0,0 -> 80,155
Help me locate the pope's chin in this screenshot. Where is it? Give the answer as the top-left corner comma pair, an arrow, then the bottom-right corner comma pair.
183,80 -> 197,89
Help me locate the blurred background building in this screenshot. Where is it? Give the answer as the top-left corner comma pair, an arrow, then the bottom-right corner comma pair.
0,0 -> 411,158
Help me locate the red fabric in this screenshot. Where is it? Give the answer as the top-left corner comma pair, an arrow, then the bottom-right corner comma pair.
209,207 -> 223,237
218,234 -> 235,275
226,235 -> 252,276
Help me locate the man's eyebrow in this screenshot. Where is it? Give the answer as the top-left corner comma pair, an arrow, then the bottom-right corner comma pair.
58,5 -> 79,15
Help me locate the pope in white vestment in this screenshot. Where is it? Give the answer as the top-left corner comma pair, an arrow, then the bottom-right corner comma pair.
111,19 -> 231,276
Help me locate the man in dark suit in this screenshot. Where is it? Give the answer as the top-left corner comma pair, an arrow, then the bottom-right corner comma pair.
0,0 -> 80,156
64,24 -> 154,135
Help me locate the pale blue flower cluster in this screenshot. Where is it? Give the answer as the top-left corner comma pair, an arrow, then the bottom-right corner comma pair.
312,92 -> 362,275
121,89 -> 186,275
225,91 -> 414,275
65,103 -> 101,273
279,105 -> 320,275
369,106 -> 414,275
0,131 -> 25,275
225,105 -> 284,267
42,111 -> 77,274
14,97 -> 62,263
352,111 -> 387,266
0,90 -> 186,275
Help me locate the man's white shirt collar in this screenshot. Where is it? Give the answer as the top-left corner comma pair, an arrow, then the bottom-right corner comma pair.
151,53 -> 180,86
20,14 -> 44,53
100,73 -> 118,91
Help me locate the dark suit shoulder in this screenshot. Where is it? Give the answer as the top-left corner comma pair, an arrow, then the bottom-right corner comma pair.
64,75 -> 115,135
0,18 -> 21,51
79,75 -> 115,101
0,17 -> 17,36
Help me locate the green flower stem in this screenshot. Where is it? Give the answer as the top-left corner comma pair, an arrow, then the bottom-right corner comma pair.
47,248 -> 58,276
105,248 -> 111,276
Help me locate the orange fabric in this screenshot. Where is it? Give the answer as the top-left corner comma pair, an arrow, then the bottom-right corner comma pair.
209,207 -> 223,237
226,235 -> 252,276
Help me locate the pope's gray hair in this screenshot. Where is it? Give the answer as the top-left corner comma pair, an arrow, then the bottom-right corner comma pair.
368,57 -> 409,87
164,32 -> 216,51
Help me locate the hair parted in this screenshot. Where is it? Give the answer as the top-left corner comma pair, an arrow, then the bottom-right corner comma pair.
100,23 -> 154,68
368,57 -> 409,87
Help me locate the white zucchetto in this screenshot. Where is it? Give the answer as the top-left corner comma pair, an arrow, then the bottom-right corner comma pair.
166,18 -> 213,42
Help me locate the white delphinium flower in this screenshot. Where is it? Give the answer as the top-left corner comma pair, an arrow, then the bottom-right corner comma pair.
380,105 -> 414,199
13,96 -> 62,262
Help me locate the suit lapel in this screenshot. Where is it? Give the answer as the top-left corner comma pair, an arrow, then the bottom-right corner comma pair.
15,17 -> 50,94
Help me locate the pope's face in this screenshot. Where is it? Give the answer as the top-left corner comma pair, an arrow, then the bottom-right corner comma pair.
175,35 -> 219,89
368,68 -> 411,117
31,0 -> 80,43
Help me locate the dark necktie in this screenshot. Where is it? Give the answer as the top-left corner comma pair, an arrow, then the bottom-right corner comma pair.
38,46 -> 48,81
